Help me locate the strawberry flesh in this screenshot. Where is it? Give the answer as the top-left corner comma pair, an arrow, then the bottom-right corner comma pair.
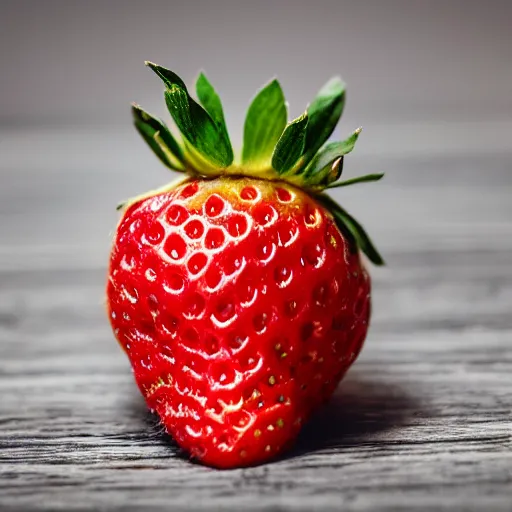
107,177 -> 370,468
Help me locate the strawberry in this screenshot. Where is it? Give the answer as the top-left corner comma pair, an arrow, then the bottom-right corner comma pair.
107,62 -> 384,468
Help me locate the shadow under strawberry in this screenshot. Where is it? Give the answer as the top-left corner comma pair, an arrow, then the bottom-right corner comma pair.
129,369 -> 419,467
288,370 -> 420,458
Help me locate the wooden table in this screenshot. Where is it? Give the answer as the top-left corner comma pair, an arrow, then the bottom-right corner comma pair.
1,125 -> 511,510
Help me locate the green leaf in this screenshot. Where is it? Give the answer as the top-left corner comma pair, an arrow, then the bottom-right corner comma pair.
304,156 -> 343,188
271,112 -> 309,174
303,77 -> 346,163
327,173 -> 384,189
195,72 -> 232,146
319,194 -> 385,266
304,127 -> 362,179
132,104 -> 185,171
146,62 -> 233,168
242,79 -> 287,168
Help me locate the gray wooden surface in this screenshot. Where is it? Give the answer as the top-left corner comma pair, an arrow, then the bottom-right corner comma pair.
0,125 -> 511,511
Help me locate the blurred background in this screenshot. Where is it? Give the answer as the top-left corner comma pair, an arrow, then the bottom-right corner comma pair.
1,0 -> 511,271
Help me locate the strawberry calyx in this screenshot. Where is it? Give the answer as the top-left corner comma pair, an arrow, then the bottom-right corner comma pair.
127,61 -> 385,265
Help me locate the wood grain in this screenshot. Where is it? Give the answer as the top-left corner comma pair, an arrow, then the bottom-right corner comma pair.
0,127 -> 511,511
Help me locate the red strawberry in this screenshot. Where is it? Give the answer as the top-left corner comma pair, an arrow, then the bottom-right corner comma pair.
107,62 -> 384,468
